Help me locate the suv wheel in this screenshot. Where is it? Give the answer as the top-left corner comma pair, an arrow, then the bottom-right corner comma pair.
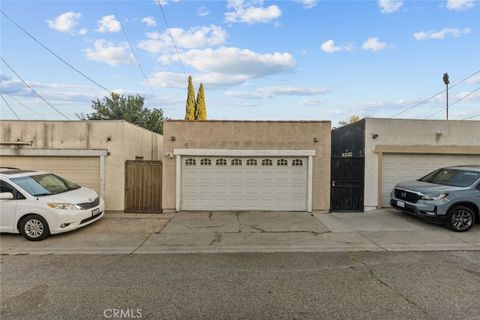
446,205 -> 475,232
20,215 -> 50,241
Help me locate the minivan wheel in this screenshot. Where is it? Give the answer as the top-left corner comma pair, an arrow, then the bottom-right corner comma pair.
20,215 -> 50,241
446,206 -> 475,232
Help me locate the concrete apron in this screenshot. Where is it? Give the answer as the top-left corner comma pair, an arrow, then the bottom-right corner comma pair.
1,209 -> 479,255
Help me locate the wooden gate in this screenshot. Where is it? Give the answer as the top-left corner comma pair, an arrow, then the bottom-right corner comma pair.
330,157 -> 364,212
125,160 -> 162,213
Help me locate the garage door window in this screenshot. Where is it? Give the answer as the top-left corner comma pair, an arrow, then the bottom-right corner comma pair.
292,159 -> 303,166
246,159 -> 257,166
216,159 -> 227,166
231,159 -> 242,166
277,159 -> 288,166
185,158 -> 196,166
262,159 -> 273,166
200,158 -> 212,166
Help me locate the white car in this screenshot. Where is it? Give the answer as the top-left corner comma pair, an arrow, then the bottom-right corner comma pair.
0,167 -> 104,241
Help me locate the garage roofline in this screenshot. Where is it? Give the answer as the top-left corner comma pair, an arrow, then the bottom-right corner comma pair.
166,120 -> 330,123
173,149 -> 316,156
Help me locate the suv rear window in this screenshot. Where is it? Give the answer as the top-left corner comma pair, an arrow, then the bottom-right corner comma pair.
419,168 -> 480,187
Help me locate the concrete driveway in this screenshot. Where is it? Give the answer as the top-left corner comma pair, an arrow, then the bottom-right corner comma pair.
1,209 -> 479,254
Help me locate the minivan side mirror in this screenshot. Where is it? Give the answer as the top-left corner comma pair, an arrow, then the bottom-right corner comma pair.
0,192 -> 14,200
476,183 -> 480,191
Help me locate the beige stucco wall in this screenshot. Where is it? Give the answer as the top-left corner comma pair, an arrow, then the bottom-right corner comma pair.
0,120 -> 163,211
364,118 -> 480,210
162,120 -> 331,212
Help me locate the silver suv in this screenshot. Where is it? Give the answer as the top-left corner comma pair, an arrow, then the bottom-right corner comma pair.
390,165 -> 480,232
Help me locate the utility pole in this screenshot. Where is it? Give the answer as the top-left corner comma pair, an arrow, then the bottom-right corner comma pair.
443,73 -> 449,120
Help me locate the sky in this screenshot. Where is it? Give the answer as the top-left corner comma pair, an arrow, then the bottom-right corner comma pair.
0,0 -> 479,124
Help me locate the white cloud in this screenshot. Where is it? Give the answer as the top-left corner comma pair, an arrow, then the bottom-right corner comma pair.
227,86 -> 331,99
295,0 -> 317,9
148,72 -> 249,88
0,74 -> 103,103
465,73 -> 480,85
149,47 -> 296,88
198,6 -> 210,16
159,47 -> 296,79
413,27 -> 471,40
362,37 -> 387,51
320,40 -> 353,53
141,16 -> 157,27
138,25 -> 227,53
47,12 -> 82,33
298,98 -> 328,107
155,0 -> 181,5
456,91 -> 480,101
225,0 -> 282,24
96,15 -> 121,33
446,0 -> 475,11
378,0 -> 403,13
78,28 -> 88,35
84,40 -> 135,66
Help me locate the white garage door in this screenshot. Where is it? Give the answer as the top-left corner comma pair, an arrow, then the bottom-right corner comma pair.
0,156 -> 100,195
181,156 -> 308,211
381,154 -> 480,206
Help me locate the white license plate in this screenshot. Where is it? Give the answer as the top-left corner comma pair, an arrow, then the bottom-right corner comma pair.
396,201 -> 405,208
91,208 -> 100,216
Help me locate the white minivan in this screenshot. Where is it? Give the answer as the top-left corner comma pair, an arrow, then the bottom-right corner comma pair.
0,167 -> 104,241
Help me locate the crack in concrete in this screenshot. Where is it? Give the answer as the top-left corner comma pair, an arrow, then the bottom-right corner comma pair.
348,253 -> 435,320
358,231 -> 388,251
209,231 -> 222,246
235,212 -> 242,233
130,233 -> 153,255
190,225 -> 224,229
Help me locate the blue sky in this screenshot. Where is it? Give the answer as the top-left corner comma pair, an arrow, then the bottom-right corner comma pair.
1,0 -> 479,123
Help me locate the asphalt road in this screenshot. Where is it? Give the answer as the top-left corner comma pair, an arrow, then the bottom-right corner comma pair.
1,251 -> 479,320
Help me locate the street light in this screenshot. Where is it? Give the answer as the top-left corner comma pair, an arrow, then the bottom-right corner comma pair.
443,73 -> 449,120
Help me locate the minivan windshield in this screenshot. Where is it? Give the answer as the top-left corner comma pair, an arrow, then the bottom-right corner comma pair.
419,168 -> 480,187
11,174 -> 80,197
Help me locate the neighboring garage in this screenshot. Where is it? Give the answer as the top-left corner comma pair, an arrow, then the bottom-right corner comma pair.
332,118 -> 480,211
0,120 -> 163,212
0,154 -> 101,194
162,120 -> 331,213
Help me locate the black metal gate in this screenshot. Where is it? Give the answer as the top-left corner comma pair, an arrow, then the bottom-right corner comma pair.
330,157 -> 364,211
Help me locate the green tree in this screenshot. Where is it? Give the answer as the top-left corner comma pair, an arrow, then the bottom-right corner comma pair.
195,83 -> 207,120
78,92 -> 165,134
350,115 -> 360,123
338,115 -> 360,127
185,75 -> 196,120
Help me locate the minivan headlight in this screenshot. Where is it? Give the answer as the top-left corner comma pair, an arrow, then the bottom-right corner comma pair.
47,203 -> 80,210
421,193 -> 448,201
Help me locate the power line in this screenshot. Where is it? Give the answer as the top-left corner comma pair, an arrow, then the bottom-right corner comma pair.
1,56 -> 70,120
462,113 -> 480,120
0,93 -> 20,119
390,70 -> 480,118
4,93 -> 45,119
424,86 -> 480,119
156,0 -> 188,79
112,4 -> 157,98
1,10 -> 112,94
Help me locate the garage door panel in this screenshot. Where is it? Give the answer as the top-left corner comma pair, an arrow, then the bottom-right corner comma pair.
0,156 -> 100,194
181,156 -> 307,211
381,154 -> 480,207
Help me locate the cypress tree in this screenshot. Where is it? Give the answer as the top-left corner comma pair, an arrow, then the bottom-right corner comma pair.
195,83 -> 207,120
184,75 -> 195,120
